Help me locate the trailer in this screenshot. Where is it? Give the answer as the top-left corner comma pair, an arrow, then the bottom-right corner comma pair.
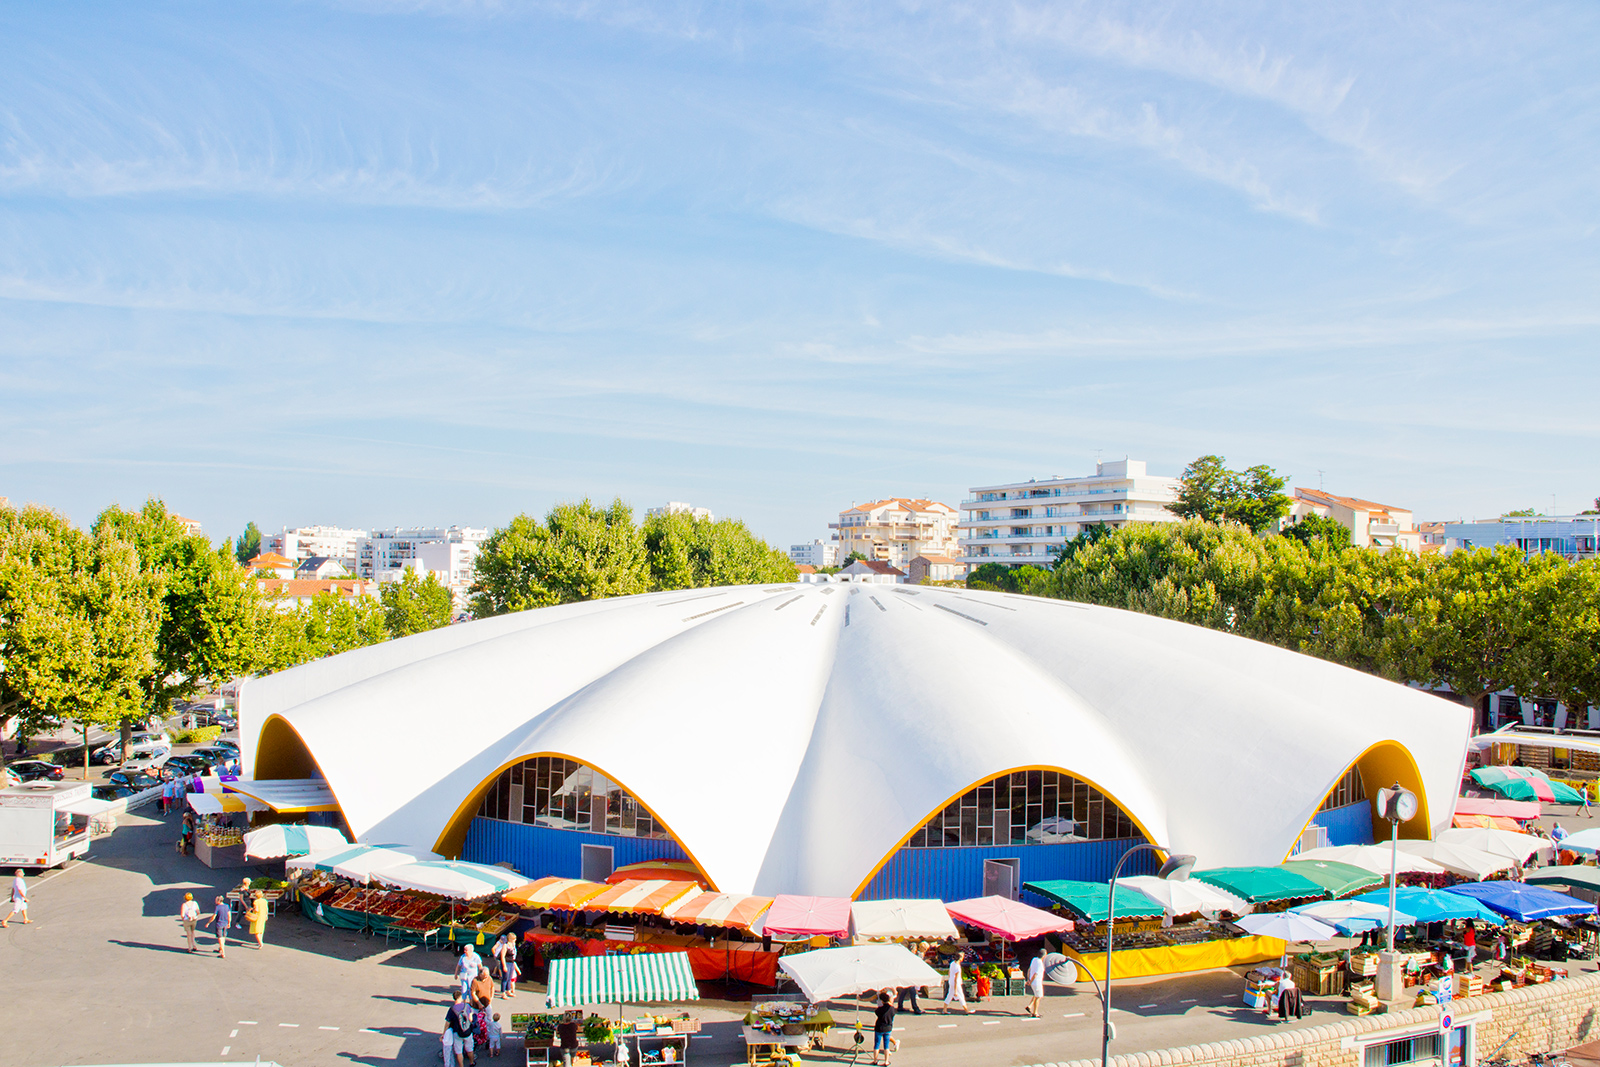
0,780 -> 96,870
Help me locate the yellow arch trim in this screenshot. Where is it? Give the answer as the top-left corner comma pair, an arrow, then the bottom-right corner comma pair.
252,714 -> 357,842
1281,739 -> 1432,863
850,765 -> 1166,901
430,751 -> 718,893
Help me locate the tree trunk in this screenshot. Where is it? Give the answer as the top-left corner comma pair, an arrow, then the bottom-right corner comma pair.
82,723 -> 90,781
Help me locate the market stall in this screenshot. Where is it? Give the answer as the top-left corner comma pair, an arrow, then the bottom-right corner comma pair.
1393,839 -> 1515,880
1191,866 -> 1328,908
506,876 -> 610,912
580,879 -> 701,924
662,892 -> 774,930
185,792 -> 269,868
757,895 -> 851,942
743,1002 -> 835,1059
1471,766 -> 1586,805
1026,878 -> 1284,981
848,899 -> 958,943
1289,899 -> 1416,936
1438,827 -> 1554,865
536,952 -> 702,1067
373,860 -> 531,944
1114,876 -> 1246,919
944,896 -> 1072,943
605,860 -> 711,889
242,824 -> 350,860
1277,859 -> 1382,899
1293,844 -> 1447,877
1445,881 -> 1597,922
774,944 -> 940,1060
285,843 -> 441,883
294,870 -> 507,944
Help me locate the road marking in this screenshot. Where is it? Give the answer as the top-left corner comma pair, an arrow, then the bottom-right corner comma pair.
238,1021 -> 257,1025
1139,1003 -> 1159,1008
360,1029 -> 381,1034
279,1022 -> 299,1027
229,1030 -> 238,1038
404,1031 -> 423,1036
1063,1012 -> 1085,1018
981,1020 -> 1002,1025
221,1048 -> 230,1056
937,1023 -> 957,1028
1180,998 -> 1197,1004
319,1026 -> 339,1030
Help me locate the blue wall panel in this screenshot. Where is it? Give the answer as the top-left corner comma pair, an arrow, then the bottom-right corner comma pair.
1312,800 -> 1374,847
461,817 -> 689,879
858,839 -> 1157,904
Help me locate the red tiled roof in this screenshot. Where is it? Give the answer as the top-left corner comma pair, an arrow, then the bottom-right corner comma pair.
1294,487 -> 1406,515
248,552 -> 295,569
795,564 -> 817,573
844,559 -> 906,576
912,555 -> 961,565
843,498 -> 956,515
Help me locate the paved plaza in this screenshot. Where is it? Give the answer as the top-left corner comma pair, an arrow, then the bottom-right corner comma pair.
5,806 -> 1598,1067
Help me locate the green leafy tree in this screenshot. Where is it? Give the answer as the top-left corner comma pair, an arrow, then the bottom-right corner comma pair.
1411,545 -> 1559,721
94,500 -> 270,747
380,569 -> 456,638
1050,524 -> 1112,567
471,499 -> 650,616
261,591 -> 387,670
1503,508 -> 1539,518
842,551 -> 867,566
1170,455 -> 1291,532
1052,519 -> 1285,633
1281,513 -> 1354,550
965,563 -> 1053,596
0,504 -> 161,776
234,521 -> 262,565
641,511 -> 796,589
1507,559 -> 1600,724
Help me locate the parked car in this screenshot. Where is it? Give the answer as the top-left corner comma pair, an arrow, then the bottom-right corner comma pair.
92,736 -> 171,766
162,755 -> 210,776
91,784 -> 136,801
207,738 -> 240,755
6,760 -> 64,782
107,770 -> 163,791
188,747 -> 237,770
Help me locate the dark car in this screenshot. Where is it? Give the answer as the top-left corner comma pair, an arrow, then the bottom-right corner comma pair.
107,770 -> 162,792
91,784 -> 136,801
163,755 -> 211,776
7,760 -> 65,782
207,738 -> 241,755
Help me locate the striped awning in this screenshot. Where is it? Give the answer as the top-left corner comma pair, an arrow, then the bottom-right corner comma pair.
545,951 -> 700,1009
581,879 -> 700,916
607,860 -> 712,889
186,792 -> 267,815
662,892 -> 775,930
503,877 -> 609,911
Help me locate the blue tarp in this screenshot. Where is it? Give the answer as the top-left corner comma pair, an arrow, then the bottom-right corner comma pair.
1442,881 -> 1597,922
1351,887 -> 1506,925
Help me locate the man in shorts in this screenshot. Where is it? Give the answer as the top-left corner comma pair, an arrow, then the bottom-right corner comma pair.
444,993 -> 476,1066
2,869 -> 29,927
202,894 -> 232,957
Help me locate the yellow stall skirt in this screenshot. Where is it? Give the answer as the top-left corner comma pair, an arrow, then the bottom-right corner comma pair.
1064,936 -> 1287,981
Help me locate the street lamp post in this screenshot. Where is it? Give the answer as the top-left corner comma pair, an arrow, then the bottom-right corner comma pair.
1376,783 -> 1418,1001
1102,845 -> 1197,1067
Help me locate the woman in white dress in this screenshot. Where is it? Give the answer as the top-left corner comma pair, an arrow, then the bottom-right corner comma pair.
943,954 -> 970,1014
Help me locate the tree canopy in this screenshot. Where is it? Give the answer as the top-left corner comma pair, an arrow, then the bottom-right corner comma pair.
234,521 -> 262,565
380,569 -> 456,638
1169,455 -> 1292,532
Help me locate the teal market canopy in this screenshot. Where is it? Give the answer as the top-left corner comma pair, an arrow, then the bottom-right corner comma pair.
1191,866 -> 1328,905
1470,767 -> 1585,805
545,951 -> 700,1009
1023,880 -> 1163,922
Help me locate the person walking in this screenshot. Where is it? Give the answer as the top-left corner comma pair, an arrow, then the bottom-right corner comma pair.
179,893 -> 200,952
202,894 -> 232,957
456,944 -> 481,1000
894,984 -> 922,1015
1024,950 -> 1046,1017
2,869 -> 30,927
499,947 -> 520,999
469,965 -> 495,1013
180,810 -> 196,855
871,990 -> 896,1064
444,992 -> 476,1067
942,954 -> 969,1014
247,890 -> 269,949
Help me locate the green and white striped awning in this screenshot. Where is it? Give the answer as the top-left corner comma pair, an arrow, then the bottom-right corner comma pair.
544,951 -> 700,1009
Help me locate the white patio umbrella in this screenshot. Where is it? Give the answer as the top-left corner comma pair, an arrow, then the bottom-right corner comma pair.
849,899 -> 959,941
372,860 -> 532,900
1293,844 -> 1447,876
285,843 -> 442,883
1235,911 -> 1340,943
242,824 -> 351,860
777,944 -> 944,1004
1290,899 -> 1417,935
1118,875 -> 1249,919
1391,840 -> 1514,880
1437,827 -> 1553,864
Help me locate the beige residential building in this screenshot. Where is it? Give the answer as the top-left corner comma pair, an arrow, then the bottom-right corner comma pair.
831,498 -> 960,569
1288,488 -> 1420,552
907,554 -> 964,584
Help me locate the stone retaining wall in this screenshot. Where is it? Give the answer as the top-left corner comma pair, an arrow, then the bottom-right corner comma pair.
1034,971 -> 1600,1067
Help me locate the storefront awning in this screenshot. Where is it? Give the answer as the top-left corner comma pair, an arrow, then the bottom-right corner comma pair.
187,792 -> 269,815
544,950 -> 700,1009
504,876 -> 609,911
225,779 -> 341,813
1022,880 -> 1164,922
580,879 -> 699,916
1191,866 -> 1329,906
662,892 -> 774,930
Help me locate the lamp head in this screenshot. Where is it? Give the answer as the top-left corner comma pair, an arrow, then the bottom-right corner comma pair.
1156,854 -> 1196,882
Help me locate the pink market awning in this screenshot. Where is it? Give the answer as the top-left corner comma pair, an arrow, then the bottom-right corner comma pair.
1455,797 -> 1541,820
945,896 -> 1073,942
759,895 -> 852,940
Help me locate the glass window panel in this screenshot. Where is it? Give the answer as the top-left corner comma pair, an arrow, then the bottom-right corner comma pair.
1027,772 -> 1042,803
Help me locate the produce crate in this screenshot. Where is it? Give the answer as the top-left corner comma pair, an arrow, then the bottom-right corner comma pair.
1291,956 -> 1346,996
670,1017 -> 701,1034
1003,978 -> 1028,997
1348,952 -> 1379,977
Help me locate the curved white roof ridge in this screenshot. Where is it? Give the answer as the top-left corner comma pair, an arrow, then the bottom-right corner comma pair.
245,580 -> 1471,896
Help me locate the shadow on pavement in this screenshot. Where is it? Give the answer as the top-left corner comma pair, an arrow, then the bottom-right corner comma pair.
108,938 -> 198,956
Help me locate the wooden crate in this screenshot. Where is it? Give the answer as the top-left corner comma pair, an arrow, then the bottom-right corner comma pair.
1290,958 -> 1346,996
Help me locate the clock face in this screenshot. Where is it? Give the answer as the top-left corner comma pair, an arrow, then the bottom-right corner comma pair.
1394,792 -> 1418,821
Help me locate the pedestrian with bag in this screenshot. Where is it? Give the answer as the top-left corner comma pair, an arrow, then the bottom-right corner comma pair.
247,890 -> 269,949
179,893 -> 200,952
202,894 -> 232,957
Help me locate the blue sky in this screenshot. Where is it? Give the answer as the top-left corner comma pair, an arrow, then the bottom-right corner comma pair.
3,1 -> 1598,547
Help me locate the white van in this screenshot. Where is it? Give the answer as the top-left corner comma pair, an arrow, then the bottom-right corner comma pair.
0,780 -> 95,869
122,742 -> 172,772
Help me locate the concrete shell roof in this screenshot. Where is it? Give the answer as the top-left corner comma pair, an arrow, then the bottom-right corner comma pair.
240,583 -> 1471,898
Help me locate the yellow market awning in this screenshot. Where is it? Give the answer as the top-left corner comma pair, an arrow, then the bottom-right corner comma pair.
225,779 -> 341,814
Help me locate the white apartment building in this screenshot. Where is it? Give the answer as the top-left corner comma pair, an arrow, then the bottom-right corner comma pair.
959,459 -> 1180,571
1444,515 -> 1600,561
788,539 -> 837,568
1287,488 -> 1420,553
831,498 -> 961,570
647,502 -> 715,521
263,526 -> 369,573
361,526 -> 489,606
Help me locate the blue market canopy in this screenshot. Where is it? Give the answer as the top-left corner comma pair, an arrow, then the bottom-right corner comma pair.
1351,887 -> 1505,925
1442,881 -> 1597,923
1022,880 -> 1163,922
545,951 -> 701,1009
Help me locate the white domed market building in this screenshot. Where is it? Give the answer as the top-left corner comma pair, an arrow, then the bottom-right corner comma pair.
240,582 -> 1472,901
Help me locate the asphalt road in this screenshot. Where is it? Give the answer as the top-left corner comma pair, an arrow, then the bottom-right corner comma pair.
0,807 -> 1447,1067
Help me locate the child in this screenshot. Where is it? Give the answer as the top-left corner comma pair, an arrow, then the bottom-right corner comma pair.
486,1012 -> 502,1058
